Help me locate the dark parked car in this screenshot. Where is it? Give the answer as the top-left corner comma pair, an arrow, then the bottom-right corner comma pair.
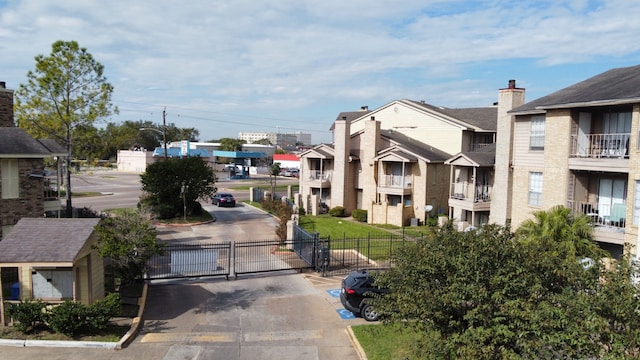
211,193 -> 236,207
340,270 -> 386,321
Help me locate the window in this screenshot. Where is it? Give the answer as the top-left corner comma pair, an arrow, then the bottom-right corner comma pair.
1,159 -> 19,199
529,115 -> 545,150
528,172 -> 543,207
634,180 -> 640,225
598,178 -> 626,224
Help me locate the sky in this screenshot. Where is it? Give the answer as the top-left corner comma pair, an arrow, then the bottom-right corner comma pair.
2,1 -> 640,145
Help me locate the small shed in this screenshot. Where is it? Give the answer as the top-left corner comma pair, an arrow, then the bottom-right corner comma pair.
0,218 -> 104,325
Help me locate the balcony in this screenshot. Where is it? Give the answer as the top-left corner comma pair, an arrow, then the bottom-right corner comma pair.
568,200 -> 626,245
377,174 -> 412,195
302,170 -> 332,188
448,181 -> 492,211
570,133 -> 630,159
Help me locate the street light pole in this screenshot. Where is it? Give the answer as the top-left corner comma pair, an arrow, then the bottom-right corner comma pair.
139,126 -> 167,160
162,108 -> 167,160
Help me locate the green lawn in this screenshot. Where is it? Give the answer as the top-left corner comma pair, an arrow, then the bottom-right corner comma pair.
298,215 -> 393,238
351,323 -> 426,360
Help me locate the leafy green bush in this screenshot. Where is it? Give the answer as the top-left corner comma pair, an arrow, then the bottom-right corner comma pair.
46,300 -> 88,336
352,209 -> 367,222
6,298 -> 47,333
87,293 -> 121,331
260,198 -> 294,241
328,206 -> 345,217
46,293 -> 122,337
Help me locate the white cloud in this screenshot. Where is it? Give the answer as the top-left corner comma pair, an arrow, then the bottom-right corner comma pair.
1,0 -> 640,143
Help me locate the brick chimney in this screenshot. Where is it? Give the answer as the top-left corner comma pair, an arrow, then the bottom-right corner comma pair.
490,80 -> 525,225
0,81 -> 15,128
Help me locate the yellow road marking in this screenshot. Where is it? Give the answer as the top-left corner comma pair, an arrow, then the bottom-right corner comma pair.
140,332 -> 236,343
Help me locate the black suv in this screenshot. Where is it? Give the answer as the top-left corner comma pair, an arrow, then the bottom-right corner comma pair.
340,270 -> 386,321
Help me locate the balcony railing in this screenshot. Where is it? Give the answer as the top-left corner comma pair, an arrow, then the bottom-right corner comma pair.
570,133 -> 630,159
568,200 -> 626,230
307,170 -> 331,181
450,181 -> 492,202
379,174 -> 412,188
470,143 -> 493,152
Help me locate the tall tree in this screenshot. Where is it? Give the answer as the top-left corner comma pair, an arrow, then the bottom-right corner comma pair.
140,157 -> 217,219
15,40 -> 117,217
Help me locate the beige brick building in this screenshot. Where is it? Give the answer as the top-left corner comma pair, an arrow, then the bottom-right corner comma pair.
299,99 -> 497,227
492,65 -> 640,258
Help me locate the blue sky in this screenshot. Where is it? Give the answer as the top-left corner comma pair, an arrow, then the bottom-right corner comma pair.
2,0 -> 640,144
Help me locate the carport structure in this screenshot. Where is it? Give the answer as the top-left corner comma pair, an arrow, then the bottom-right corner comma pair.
213,150 -> 265,179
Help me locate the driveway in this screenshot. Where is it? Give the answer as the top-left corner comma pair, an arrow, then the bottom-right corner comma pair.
0,175 -> 367,359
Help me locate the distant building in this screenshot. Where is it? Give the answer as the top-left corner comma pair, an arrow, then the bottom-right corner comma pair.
273,154 -> 300,169
239,131 -> 312,146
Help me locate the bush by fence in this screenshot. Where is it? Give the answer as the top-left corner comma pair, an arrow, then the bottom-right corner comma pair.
352,209 -> 367,222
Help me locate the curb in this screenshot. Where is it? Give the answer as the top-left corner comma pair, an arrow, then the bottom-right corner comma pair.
0,282 -> 149,350
346,325 -> 368,360
0,338 -> 118,350
116,281 -> 148,349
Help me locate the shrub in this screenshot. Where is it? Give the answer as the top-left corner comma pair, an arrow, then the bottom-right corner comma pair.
352,209 -> 367,222
87,293 -> 121,331
328,206 -> 345,217
6,298 -> 47,333
47,300 -> 88,336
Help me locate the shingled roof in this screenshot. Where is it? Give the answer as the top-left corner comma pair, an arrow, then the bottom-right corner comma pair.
0,128 -> 66,157
0,218 -> 101,263
381,129 -> 452,161
511,64 -> 640,114
403,100 -> 497,131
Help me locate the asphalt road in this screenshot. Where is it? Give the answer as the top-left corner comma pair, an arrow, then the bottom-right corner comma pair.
68,169 -> 297,212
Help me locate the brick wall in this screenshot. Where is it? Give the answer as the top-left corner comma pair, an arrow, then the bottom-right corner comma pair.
0,82 -> 15,128
0,159 -> 45,238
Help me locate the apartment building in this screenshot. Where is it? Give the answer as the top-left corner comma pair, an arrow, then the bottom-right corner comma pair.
446,80 -> 526,230
0,82 -> 66,239
493,65 -> 640,258
299,99 -> 497,226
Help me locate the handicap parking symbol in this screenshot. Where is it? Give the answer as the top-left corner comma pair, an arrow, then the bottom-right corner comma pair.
327,289 -> 341,298
337,309 -> 356,320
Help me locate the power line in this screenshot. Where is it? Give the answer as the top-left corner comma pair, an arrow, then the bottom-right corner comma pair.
115,103 -> 333,134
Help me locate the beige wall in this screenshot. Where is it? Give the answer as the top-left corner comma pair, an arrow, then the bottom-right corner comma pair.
508,106 -> 640,257
349,101 -> 465,155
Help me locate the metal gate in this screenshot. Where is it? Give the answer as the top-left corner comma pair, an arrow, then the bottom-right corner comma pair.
145,227 -> 398,280
145,235 -> 323,280
146,242 -> 232,280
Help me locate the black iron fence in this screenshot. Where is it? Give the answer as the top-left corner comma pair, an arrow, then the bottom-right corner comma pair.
145,228 -> 422,281
319,233 -> 410,276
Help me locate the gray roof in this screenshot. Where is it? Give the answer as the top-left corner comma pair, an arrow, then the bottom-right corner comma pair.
329,111 -> 372,131
0,128 -> 66,157
464,143 -> 496,166
0,218 -> 101,263
403,100 -> 498,131
381,129 -> 452,162
511,64 -> 640,114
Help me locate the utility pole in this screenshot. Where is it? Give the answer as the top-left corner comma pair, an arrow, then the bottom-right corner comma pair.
162,107 -> 168,160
